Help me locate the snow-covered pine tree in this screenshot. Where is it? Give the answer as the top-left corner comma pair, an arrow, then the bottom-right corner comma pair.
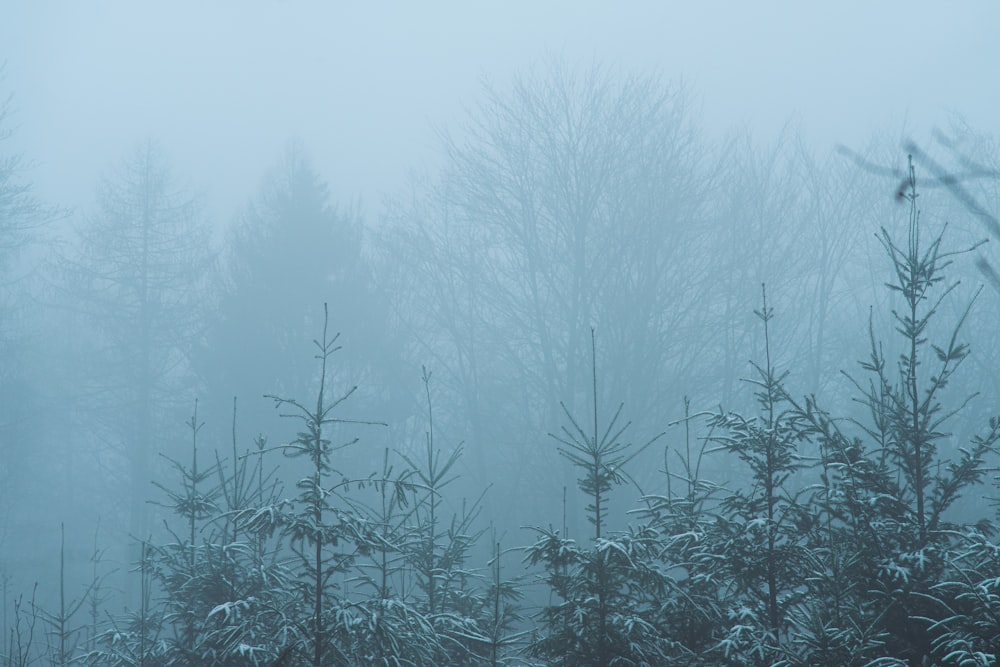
263,303 -> 385,666
696,287 -> 812,666
790,156 -> 1000,665
397,366 -> 488,664
526,329 -> 669,667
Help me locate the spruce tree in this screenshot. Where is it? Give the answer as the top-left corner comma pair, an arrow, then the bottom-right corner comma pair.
526,329 -> 667,667
265,303 -> 384,666
790,156 -> 1000,665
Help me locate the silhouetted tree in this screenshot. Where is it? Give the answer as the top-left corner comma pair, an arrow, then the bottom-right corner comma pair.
62,140 -> 213,560
526,330 -> 668,666
381,61 -> 711,532
196,142 -> 402,441
0,73 -> 60,561
791,157 -> 1000,665
703,288 -> 812,665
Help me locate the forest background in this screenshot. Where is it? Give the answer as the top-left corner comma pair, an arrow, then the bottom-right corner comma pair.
4,3 -> 1000,665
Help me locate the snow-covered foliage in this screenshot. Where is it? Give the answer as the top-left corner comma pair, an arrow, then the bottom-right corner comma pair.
9,159 -> 1000,667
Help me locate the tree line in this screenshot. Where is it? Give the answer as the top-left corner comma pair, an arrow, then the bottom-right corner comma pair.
2,63 -> 1000,665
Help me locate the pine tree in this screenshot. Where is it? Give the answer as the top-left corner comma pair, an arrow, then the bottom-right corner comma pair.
790,156 -> 1000,665
526,329 -> 668,667
397,366 -> 487,663
265,303 -> 385,666
195,142 -> 402,439
638,398 -> 728,664
703,287 -> 812,665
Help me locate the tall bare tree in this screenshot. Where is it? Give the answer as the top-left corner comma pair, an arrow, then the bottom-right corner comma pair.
0,74 -> 61,568
381,62 -> 712,527
63,140 -> 213,554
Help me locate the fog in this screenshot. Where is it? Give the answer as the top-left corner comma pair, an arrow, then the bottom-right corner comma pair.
8,3 -> 997,221
3,3 -> 1000,665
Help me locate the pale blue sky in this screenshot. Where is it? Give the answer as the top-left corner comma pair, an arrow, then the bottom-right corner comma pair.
4,1 -> 997,223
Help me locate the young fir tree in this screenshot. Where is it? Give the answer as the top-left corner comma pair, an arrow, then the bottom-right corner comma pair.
525,329 -> 668,667
38,524 -> 94,667
86,540 -> 167,667
398,366 -> 487,664
84,401 -> 285,666
342,448 -> 448,666
148,401 -> 219,660
637,398 -> 728,665
148,400 -> 293,666
197,421 -> 295,667
790,156 -> 1000,665
927,515 -> 1000,665
471,537 -> 527,666
264,303 -> 385,666
702,287 -> 813,666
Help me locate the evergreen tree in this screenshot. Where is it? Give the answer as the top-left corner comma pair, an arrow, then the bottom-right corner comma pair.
791,156 -> 1000,665
196,142 -> 402,439
264,304 -> 385,666
526,330 -> 668,667
702,288 -> 812,666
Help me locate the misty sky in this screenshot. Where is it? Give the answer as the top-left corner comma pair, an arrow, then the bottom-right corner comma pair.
5,1 -> 999,224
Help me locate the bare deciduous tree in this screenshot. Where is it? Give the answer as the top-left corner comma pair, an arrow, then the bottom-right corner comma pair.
62,140 -> 213,554
381,62 -> 711,527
